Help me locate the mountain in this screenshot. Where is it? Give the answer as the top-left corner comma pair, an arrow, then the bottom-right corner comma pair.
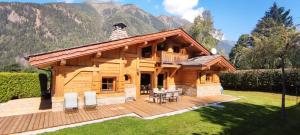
217,40 -> 236,57
157,15 -> 190,29
0,2 -> 190,70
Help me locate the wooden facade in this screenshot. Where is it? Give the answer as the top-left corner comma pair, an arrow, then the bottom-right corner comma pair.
27,29 -> 235,106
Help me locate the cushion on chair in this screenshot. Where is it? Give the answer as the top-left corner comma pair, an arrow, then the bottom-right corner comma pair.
84,91 -> 97,106
64,92 -> 78,109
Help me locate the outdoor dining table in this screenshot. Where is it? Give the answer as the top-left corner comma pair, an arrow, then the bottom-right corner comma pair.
153,90 -> 179,104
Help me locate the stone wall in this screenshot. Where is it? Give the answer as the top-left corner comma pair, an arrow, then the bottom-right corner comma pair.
172,83 -> 222,97
196,84 -> 222,97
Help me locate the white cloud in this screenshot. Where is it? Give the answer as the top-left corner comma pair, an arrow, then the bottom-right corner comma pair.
163,0 -> 204,22
60,0 -> 74,3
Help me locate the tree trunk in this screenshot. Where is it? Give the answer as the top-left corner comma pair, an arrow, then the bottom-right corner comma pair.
281,56 -> 287,120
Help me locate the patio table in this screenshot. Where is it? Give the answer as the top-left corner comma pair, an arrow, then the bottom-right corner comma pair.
153,90 -> 165,104
153,90 -> 180,104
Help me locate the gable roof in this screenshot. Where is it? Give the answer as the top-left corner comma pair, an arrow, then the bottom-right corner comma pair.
181,55 -> 236,71
27,28 -> 212,67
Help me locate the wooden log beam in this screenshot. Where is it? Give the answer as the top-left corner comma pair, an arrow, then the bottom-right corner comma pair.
95,51 -> 102,58
60,59 -> 66,66
138,41 -> 149,48
156,37 -> 166,43
122,46 -> 128,51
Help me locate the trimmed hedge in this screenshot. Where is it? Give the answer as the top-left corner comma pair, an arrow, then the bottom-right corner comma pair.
220,69 -> 300,94
0,72 -> 47,103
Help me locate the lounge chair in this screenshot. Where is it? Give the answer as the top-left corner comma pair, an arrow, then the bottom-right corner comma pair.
64,92 -> 78,110
84,91 -> 97,108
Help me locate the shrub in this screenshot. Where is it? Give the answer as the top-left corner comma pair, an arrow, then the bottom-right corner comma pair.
0,72 -> 48,103
220,69 -> 300,94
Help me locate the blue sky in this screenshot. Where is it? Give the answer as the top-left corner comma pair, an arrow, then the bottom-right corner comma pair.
0,0 -> 299,41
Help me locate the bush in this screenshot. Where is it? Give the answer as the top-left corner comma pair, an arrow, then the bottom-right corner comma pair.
220,69 -> 300,94
0,72 -> 48,103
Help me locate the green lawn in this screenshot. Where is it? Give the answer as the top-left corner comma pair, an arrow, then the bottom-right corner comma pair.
44,90 -> 300,135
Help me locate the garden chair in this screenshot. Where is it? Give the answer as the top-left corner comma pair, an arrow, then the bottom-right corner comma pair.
172,91 -> 179,102
149,90 -> 158,103
84,91 -> 97,109
153,88 -> 159,92
177,88 -> 183,95
64,92 -> 79,110
162,92 -> 172,103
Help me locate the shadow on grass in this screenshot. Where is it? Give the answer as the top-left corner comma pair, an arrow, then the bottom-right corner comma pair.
193,102 -> 300,135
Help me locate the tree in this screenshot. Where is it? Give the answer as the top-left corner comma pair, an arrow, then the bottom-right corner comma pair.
250,3 -> 295,69
230,2 -> 299,120
189,10 -> 219,50
278,27 -> 300,120
229,34 -> 253,69
263,2 -> 293,27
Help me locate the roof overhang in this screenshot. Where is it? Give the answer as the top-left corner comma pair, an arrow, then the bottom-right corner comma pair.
27,29 -> 212,68
181,55 -> 236,72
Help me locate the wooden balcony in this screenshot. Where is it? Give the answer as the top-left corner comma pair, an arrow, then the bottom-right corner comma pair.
156,51 -> 188,64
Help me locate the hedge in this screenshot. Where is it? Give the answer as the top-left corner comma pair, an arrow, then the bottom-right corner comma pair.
220,69 -> 300,94
0,72 -> 48,103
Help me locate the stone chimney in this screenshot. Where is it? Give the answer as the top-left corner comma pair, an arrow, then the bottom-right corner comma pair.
109,23 -> 128,40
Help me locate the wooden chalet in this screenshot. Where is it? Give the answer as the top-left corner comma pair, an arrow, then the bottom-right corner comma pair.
27,24 -> 235,111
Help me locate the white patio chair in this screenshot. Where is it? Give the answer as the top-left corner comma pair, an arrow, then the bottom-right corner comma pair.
172,91 -> 179,102
149,90 -> 158,103
153,88 -> 159,92
163,92 -> 172,103
84,91 -> 97,108
177,88 -> 183,95
64,92 -> 78,110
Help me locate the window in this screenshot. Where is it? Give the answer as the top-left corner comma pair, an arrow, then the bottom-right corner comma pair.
141,46 -> 152,58
157,43 -> 165,51
102,77 -> 115,92
206,73 -> 213,82
124,74 -> 131,83
173,46 -> 180,53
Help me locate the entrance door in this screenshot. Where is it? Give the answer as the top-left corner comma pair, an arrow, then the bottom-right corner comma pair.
157,74 -> 164,89
140,73 -> 152,95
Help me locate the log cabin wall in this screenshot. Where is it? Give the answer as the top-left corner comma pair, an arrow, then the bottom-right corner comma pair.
51,47 -> 138,97
50,39 -> 222,98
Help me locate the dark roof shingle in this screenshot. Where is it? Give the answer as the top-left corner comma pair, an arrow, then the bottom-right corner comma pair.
181,55 -> 221,66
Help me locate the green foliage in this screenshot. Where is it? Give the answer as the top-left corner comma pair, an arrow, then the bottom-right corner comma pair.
0,72 -> 47,103
189,10 -> 219,50
220,69 -> 300,93
229,34 -> 253,69
229,2 -> 300,69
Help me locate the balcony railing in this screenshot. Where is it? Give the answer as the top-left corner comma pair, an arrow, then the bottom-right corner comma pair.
156,51 -> 188,64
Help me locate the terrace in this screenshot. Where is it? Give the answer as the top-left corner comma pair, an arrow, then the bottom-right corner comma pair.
0,95 -> 237,134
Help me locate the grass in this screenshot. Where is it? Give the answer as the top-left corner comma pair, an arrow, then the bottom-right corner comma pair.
43,90 -> 300,135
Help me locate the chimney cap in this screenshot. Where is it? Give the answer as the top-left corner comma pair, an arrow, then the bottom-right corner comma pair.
113,23 -> 127,29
